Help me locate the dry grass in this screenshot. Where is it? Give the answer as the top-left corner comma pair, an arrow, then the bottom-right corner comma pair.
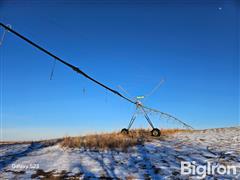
160,128 -> 193,135
61,132 -> 142,150
61,128 -> 192,150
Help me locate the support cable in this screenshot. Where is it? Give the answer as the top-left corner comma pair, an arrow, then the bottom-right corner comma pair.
49,58 -> 56,80
0,26 -> 7,47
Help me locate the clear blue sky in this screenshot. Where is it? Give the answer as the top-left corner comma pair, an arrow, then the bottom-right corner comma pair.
0,1 -> 239,140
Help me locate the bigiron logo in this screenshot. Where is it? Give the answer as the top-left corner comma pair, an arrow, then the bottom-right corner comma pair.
181,161 -> 239,179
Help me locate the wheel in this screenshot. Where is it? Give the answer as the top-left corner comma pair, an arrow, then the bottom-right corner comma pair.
151,128 -> 161,137
121,128 -> 129,135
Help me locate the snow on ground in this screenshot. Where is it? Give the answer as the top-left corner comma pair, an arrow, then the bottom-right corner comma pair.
0,127 -> 239,179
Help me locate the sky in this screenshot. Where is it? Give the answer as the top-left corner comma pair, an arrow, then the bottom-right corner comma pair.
0,0 -> 239,141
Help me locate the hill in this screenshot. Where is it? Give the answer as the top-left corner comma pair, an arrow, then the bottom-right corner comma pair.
0,127 -> 239,179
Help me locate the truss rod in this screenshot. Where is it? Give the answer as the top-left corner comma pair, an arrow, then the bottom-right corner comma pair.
142,105 -> 193,129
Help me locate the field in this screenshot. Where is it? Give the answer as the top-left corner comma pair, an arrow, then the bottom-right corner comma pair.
0,127 -> 239,179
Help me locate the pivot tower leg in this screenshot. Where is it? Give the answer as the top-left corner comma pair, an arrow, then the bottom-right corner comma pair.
141,107 -> 161,137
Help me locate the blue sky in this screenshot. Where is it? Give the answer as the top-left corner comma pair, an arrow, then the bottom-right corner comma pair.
0,1 -> 239,140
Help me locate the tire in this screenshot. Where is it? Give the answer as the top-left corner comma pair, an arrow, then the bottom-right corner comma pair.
121,128 -> 129,135
151,128 -> 161,137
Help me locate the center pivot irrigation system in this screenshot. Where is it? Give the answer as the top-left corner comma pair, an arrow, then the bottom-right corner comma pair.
0,22 -> 193,136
